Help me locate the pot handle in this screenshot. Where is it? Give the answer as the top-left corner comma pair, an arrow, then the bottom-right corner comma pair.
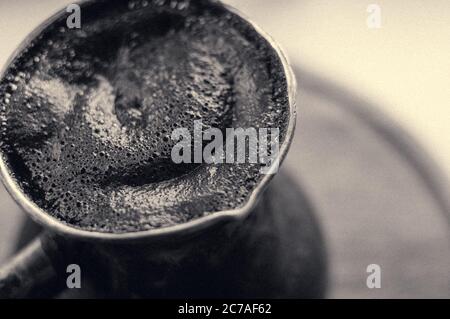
0,233 -> 64,298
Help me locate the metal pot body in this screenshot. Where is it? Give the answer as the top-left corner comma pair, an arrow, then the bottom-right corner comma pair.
41,172 -> 326,298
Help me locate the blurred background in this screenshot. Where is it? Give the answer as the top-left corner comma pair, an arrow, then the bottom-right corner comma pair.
0,0 -> 449,298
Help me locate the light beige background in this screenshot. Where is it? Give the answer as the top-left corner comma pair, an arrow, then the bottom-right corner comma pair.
225,0 -> 450,179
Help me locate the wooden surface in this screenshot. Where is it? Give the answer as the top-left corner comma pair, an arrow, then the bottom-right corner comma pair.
284,68 -> 450,298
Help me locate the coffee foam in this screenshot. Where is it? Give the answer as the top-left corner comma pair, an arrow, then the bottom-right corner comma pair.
0,0 -> 289,233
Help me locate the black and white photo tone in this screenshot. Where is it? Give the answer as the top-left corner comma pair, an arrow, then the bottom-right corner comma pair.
0,0 -> 448,303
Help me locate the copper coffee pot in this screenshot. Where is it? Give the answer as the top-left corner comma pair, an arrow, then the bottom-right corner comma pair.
0,0 -> 326,298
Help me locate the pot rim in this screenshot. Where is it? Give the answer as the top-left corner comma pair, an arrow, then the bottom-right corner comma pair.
0,0 -> 297,243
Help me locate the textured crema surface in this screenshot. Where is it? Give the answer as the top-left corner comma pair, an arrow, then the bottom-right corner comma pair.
0,0 -> 289,233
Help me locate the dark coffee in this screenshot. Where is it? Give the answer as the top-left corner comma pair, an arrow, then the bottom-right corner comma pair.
0,0 -> 289,233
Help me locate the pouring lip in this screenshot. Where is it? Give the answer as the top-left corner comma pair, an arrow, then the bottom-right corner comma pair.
0,1 -> 297,243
